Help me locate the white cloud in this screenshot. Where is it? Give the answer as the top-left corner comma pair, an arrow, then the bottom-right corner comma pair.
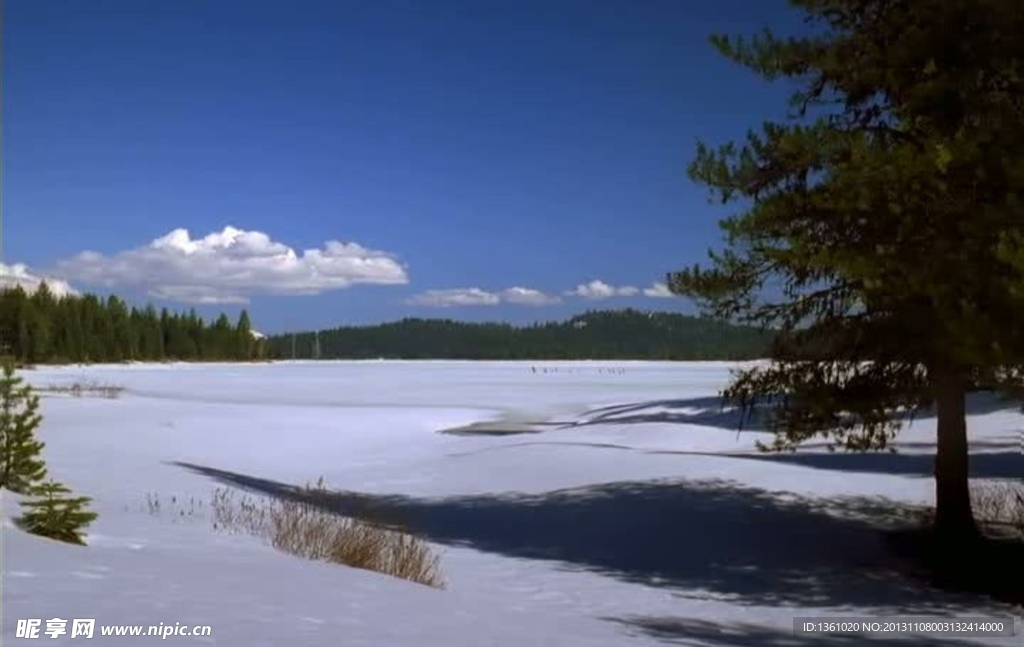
499,287 -> 562,306
407,286 -> 560,308
643,282 -> 675,298
52,226 -> 408,304
407,288 -> 501,307
0,263 -> 77,297
565,280 -> 639,300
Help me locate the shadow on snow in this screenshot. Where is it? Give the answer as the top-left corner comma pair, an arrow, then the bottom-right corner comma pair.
563,391 -> 1020,434
447,441 -> 1021,479
173,462 -> 991,613
645,449 -> 1023,480
554,393 -> 1022,479
605,616 -> 997,647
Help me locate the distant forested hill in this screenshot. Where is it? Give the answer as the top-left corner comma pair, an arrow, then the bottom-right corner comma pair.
0,286 -> 768,364
268,309 -> 773,360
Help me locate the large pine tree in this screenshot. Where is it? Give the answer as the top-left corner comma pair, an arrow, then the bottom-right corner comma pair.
670,0 -> 1024,541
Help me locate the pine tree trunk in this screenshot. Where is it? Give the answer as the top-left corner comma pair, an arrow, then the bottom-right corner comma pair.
932,370 -> 978,541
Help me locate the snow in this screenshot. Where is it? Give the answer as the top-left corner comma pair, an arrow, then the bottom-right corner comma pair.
3,361 -> 1021,645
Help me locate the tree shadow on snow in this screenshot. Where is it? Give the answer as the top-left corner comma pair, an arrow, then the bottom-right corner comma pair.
567,391 -> 1020,434
646,449 -> 1023,480
565,396 -> 775,432
798,438 -> 1020,452
605,616 -> 999,647
173,462 -> 992,612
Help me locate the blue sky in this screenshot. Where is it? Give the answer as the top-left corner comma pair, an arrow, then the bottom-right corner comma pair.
3,0 -> 800,333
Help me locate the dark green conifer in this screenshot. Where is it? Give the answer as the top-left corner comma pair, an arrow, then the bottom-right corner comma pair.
17,480 -> 98,545
0,360 -> 47,493
669,0 -> 1024,540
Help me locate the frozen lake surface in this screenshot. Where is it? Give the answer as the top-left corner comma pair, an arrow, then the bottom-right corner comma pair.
3,361 -> 1021,645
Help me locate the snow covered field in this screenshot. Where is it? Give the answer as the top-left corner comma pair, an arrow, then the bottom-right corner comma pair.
3,360 -> 1021,646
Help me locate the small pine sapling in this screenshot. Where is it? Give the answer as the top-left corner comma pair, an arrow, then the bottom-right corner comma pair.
17,480 -> 99,545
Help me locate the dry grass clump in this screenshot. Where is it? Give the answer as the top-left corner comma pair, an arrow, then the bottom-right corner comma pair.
209,487 -> 266,533
37,381 -> 125,399
970,479 -> 1024,538
210,481 -> 444,589
134,492 -> 204,521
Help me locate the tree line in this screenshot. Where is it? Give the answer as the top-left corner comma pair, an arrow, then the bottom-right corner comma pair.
0,284 -> 267,364
268,309 -> 773,360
